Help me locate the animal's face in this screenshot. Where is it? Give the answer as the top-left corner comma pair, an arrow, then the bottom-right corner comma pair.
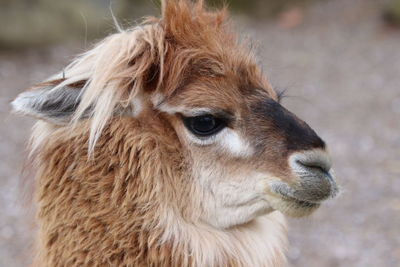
12,0 -> 338,229
151,60 -> 337,228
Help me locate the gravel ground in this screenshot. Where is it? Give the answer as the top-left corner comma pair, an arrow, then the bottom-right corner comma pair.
1,0 -> 399,266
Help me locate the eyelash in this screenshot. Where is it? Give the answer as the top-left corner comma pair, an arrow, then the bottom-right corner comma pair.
276,88 -> 288,103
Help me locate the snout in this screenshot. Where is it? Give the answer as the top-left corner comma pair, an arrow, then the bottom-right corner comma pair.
267,149 -> 338,217
286,150 -> 338,202
251,97 -> 338,216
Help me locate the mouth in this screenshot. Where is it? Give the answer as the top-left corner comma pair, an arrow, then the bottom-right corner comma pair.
265,171 -> 337,217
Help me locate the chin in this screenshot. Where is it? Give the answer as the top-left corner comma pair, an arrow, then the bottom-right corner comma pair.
264,194 -> 321,217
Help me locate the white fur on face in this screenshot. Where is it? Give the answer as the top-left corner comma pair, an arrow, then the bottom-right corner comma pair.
159,167 -> 286,265
196,168 -> 274,229
218,128 -> 253,157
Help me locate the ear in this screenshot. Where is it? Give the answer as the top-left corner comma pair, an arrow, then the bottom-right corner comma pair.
11,79 -> 87,125
11,26 -> 161,138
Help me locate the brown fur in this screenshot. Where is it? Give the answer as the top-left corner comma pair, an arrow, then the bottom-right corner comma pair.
33,117 -> 192,266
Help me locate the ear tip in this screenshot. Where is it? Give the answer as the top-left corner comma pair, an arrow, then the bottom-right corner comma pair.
11,86 -> 81,125
11,91 -> 35,114
11,94 -> 26,113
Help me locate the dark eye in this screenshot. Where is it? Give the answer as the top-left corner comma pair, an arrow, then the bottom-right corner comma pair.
182,114 -> 226,137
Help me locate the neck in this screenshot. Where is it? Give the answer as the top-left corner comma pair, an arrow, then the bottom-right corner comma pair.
158,210 -> 288,267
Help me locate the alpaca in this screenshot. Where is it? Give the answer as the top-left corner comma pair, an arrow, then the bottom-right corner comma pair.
12,0 -> 338,266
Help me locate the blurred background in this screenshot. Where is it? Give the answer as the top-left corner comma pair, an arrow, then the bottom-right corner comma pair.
0,0 -> 399,266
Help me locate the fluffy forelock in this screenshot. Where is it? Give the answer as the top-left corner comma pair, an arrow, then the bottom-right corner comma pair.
42,0 -> 246,153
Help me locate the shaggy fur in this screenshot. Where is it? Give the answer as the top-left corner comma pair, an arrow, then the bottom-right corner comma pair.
31,117 -> 287,266
12,0 -> 338,266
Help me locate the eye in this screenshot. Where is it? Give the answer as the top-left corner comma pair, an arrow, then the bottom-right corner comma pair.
182,114 -> 226,137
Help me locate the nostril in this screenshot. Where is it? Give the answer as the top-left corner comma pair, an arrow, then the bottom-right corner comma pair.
296,159 -> 330,173
296,160 -> 330,176
289,150 -> 332,174
287,150 -> 338,202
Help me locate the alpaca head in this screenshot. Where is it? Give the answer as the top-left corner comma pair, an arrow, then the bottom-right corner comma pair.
12,0 -> 338,229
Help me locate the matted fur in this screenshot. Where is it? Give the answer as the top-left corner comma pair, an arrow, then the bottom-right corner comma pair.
12,0 -> 339,266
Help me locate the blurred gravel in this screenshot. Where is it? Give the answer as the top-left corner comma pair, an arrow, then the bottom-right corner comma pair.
1,0 -> 399,266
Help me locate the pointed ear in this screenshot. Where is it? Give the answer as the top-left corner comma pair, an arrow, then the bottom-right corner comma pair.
11,79 -> 87,125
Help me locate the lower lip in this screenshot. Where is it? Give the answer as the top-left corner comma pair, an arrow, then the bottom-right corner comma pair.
264,191 -> 321,217
270,183 -> 322,204
277,192 -> 320,207
290,198 -> 319,208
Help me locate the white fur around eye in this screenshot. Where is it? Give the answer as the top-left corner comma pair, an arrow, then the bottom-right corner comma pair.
154,102 -> 254,158
219,128 -> 253,157
185,127 -> 253,158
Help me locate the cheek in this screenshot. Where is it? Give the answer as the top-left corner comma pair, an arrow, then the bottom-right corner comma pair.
192,150 -> 268,191
193,166 -> 274,228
